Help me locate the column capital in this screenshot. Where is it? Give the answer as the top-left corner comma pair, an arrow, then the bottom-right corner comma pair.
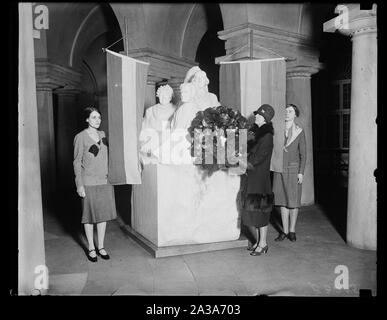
167,77 -> 184,88
286,65 -> 322,79
146,75 -> 164,85
36,82 -> 61,91
35,59 -> 82,89
126,47 -> 196,80
323,4 -> 377,38
216,22 -> 320,66
54,85 -> 80,96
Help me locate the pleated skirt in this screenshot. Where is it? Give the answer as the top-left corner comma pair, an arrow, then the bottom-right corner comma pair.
81,184 -> 117,224
272,171 -> 302,208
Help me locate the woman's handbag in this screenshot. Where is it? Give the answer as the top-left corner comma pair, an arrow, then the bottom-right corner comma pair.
243,193 -> 274,214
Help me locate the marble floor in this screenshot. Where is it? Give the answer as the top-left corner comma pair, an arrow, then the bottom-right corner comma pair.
44,205 -> 376,296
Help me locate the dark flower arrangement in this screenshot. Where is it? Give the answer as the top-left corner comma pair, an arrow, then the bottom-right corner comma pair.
188,105 -> 250,175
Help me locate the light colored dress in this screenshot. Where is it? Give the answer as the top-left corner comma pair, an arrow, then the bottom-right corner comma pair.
141,103 -> 175,132
139,103 -> 176,161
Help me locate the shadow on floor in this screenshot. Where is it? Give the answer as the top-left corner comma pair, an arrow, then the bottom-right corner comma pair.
114,184 -> 132,226
314,175 -> 348,242
44,184 -> 134,252
42,186 -> 86,251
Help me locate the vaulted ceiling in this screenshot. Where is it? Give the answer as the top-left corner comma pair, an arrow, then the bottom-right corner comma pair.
41,3 -> 332,72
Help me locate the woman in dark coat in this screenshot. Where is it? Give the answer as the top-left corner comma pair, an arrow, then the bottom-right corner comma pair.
273,104 -> 306,242
242,104 -> 275,256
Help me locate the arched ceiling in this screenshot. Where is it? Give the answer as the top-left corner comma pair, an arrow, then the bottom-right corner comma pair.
110,3 -> 207,57
219,3 -> 332,41
45,3 -> 98,67
43,3 -> 331,72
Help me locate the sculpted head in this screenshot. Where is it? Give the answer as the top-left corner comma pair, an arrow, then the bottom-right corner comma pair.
192,70 -> 209,89
184,66 -> 201,83
156,85 -> 174,106
180,82 -> 196,103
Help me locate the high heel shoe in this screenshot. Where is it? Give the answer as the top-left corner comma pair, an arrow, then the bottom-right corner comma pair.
97,247 -> 110,260
247,242 -> 258,251
250,245 -> 269,256
87,249 -> 97,262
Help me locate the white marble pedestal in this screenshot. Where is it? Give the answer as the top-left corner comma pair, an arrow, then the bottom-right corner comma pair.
129,163 -> 247,257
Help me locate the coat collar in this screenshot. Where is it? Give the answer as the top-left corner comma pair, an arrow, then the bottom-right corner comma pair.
284,122 -> 302,150
248,123 -> 274,150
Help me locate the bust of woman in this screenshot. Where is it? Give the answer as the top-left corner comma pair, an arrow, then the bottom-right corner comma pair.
139,85 -> 175,160
141,84 -> 175,132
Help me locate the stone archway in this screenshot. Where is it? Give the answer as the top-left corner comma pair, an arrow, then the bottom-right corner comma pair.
42,3 -> 124,224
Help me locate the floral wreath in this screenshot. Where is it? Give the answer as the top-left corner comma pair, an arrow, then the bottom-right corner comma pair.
188,105 -> 250,175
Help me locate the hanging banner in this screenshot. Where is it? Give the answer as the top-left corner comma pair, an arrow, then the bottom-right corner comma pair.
106,49 -> 149,184
219,58 -> 286,173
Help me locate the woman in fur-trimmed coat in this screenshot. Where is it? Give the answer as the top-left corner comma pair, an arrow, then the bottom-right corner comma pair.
241,104 -> 275,256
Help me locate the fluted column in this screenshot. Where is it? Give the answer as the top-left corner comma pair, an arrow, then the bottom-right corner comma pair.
286,66 -> 320,206
324,4 -> 377,250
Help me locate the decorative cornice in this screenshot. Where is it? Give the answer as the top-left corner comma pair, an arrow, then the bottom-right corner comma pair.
54,85 -> 80,96
146,75 -> 164,85
126,48 -> 196,69
122,48 -> 197,80
218,22 -> 316,48
35,59 -> 82,89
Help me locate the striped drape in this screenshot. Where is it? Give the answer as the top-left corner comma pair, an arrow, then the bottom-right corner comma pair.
106,49 -> 149,184
219,59 -> 286,173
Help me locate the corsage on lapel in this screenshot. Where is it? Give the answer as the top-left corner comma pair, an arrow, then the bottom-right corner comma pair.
88,144 -> 99,157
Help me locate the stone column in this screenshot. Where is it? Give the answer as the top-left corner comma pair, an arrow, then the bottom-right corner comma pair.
36,83 -> 58,213
54,86 -> 80,193
347,26 -> 377,250
324,4 -> 377,250
18,2 -> 46,295
286,66 -> 320,206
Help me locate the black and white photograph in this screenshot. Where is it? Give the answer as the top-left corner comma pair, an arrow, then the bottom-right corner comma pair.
15,1 -> 378,302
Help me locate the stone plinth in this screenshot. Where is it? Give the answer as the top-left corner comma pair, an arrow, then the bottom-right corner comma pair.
132,164 -> 243,248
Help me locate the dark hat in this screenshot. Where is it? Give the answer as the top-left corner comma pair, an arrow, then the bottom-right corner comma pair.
253,104 -> 275,123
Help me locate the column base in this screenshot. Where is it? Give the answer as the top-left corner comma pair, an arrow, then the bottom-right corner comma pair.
346,239 -> 376,251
